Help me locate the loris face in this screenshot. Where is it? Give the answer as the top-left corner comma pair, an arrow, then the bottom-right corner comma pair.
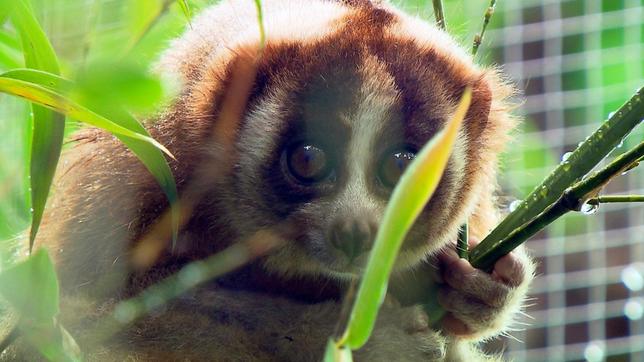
176,1 -> 509,280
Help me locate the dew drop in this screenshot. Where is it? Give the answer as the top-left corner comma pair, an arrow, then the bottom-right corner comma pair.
616,139 -> 624,148
577,141 -> 584,147
621,264 -> 643,291
624,299 -> 643,320
562,162 -> 571,171
509,200 -> 522,212
539,185 -> 548,197
29,207 -> 34,213
561,152 -> 573,162
608,111 -> 616,118
580,201 -> 598,215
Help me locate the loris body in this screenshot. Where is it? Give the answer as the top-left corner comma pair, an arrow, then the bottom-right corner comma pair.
3,0 -> 534,360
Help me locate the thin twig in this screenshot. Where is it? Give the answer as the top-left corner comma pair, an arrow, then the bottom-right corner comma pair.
470,141 -> 644,271
432,0 -> 446,30
253,0 -> 266,49
95,227 -> 286,343
472,0 -> 497,56
587,195 -> 644,205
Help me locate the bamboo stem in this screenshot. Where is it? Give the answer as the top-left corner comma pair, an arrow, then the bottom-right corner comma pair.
457,223 -> 468,259
470,141 -> 644,271
469,87 -> 643,268
432,0 -> 446,30
472,0 -> 497,56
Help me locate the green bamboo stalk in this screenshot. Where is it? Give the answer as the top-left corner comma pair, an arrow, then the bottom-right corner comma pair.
587,195 -> 644,204
456,223 -> 468,259
470,141 -> 644,271
432,0 -> 446,30
253,0 -> 266,49
469,87 -> 643,268
472,0 -> 497,56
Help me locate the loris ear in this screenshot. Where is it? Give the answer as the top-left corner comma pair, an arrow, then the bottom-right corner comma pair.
462,69 -> 518,166
461,69 -> 519,237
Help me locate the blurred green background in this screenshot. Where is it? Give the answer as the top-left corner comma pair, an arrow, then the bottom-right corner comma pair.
0,0 -> 642,361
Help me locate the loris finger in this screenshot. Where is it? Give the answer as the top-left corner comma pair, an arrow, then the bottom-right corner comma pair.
438,239 -> 526,289
437,288 -> 502,335
491,253 -> 526,287
441,257 -> 511,308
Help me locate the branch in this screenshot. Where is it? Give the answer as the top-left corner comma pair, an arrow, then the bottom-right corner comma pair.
469,87 -> 643,268
470,141 -> 644,271
472,0 -> 497,56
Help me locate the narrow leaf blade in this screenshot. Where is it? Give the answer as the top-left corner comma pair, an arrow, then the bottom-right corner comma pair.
339,87 -> 472,349
177,0 -> 191,22
0,76 -> 173,157
10,0 -> 64,251
323,339 -> 353,362
0,249 -> 58,322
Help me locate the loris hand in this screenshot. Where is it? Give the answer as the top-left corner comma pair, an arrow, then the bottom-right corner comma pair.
435,239 -> 534,340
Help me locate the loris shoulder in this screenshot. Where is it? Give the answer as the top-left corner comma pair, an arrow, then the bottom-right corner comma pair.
3,0 -> 534,361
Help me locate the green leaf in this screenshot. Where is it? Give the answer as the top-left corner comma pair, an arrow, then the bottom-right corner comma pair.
0,249 -> 58,322
0,2 -> 11,25
177,0 -> 191,22
253,0 -> 266,48
0,249 -> 81,361
0,74 -> 173,157
10,0 -> 64,252
323,339 -> 353,362
0,31 -> 23,69
338,88 -> 472,349
1,68 -> 179,243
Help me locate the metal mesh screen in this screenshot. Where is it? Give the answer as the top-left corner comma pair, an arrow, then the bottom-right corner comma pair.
481,1 -> 643,361
1,1 -> 642,361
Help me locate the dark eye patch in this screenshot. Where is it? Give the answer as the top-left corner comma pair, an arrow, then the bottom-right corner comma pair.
285,143 -> 333,184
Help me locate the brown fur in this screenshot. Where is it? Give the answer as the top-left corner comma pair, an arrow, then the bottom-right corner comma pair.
3,1 -> 530,361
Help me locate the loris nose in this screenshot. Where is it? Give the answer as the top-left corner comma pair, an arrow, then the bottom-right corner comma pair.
329,217 -> 377,261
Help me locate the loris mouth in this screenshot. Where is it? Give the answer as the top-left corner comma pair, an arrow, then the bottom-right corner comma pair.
318,250 -> 370,279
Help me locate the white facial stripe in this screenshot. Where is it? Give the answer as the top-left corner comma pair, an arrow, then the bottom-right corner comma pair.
338,55 -> 400,209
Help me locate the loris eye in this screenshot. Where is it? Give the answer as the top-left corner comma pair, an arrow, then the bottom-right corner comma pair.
378,149 -> 416,188
285,143 -> 332,184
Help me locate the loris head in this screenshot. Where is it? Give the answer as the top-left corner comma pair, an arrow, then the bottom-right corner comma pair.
160,0 -> 514,280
